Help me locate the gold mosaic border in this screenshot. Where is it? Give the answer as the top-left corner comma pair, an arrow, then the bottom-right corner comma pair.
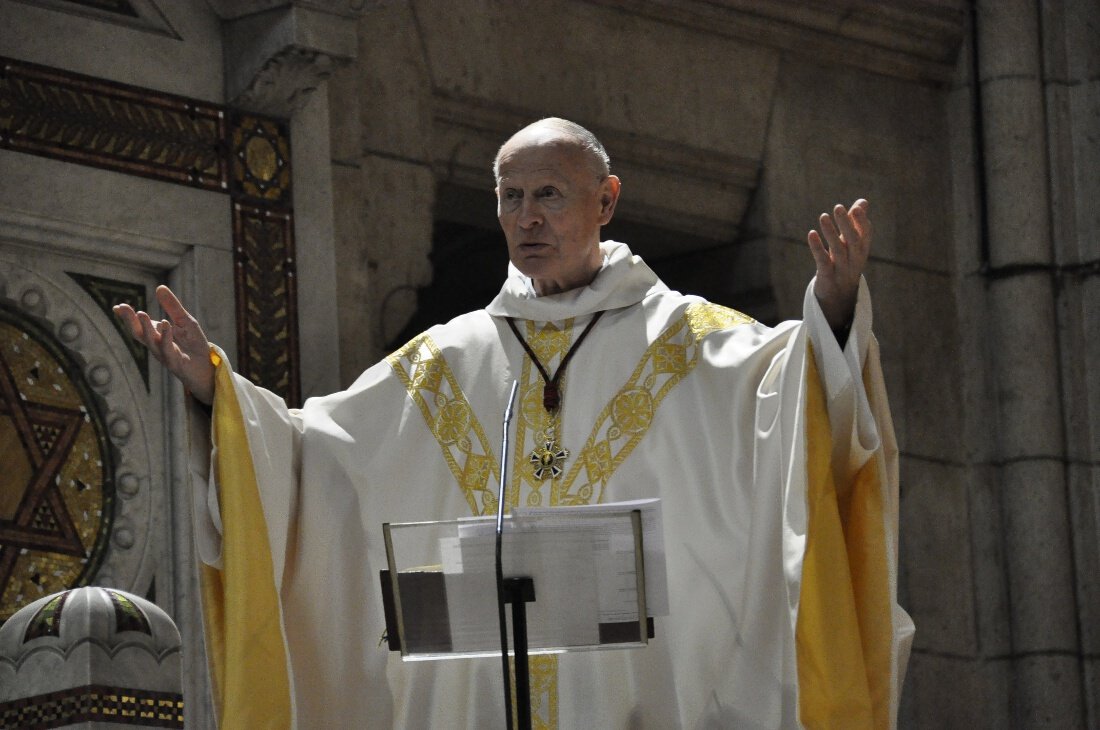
0,55 -> 300,406
0,684 -> 183,728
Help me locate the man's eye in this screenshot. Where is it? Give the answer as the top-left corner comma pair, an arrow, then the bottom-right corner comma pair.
503,190 -> 521,201
537,187 -> 560,198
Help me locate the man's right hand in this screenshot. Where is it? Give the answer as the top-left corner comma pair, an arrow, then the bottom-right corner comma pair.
114,285 -> 215,405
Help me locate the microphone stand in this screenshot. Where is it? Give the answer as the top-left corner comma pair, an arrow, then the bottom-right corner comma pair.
495,380 -> 520,730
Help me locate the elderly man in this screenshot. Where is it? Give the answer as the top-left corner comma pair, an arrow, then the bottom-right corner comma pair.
117,118 -> 911,729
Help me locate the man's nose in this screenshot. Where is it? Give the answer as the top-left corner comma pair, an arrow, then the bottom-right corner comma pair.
518,198 -> 542,228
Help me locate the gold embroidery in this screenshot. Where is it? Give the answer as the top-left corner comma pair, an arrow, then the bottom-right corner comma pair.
653,343 -> 686,374
553,302 -> 752,506
386,334 -> 500,515
389,303 -> 750,728
686,301 -> 753,341
507,321 -> 576,724
511,320 -> 576,507
611,388 -> 654,434
530,654 -> 559,729
507,654 -> 559,730
435,400 -> 472,444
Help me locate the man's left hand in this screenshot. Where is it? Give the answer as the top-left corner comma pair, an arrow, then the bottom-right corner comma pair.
807,198 -> 872,330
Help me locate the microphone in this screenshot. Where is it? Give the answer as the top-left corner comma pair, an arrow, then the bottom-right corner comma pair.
495,380 -> 519,730
496,379 -> 519,537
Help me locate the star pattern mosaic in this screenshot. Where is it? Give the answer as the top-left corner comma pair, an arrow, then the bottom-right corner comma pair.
0,305 -> 114,624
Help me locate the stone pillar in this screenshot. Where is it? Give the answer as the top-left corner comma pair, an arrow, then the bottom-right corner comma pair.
341,1 -> 436,375
0,587 -> 183,728
1041,0 -> 1100,725
214,0 -> 365,399
975,0 -> 1084,725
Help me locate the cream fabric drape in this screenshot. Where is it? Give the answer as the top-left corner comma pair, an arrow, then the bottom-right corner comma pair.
190,242 -> 913,729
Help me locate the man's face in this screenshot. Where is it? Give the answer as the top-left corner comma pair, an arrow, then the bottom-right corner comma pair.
496,135 -> 620,295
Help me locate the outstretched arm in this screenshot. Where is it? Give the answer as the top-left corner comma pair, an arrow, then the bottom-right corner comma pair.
807,198 -> 872,331
114,285 -> 215,404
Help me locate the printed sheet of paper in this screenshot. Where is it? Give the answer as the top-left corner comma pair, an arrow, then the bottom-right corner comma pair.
440,522 -> 601,653
513,498 -> 669,617
416,500 -> 665,655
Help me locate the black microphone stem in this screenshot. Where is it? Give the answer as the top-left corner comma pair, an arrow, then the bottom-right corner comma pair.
496,379 -> 519,730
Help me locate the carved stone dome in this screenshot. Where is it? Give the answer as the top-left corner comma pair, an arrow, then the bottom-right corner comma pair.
0,587 -> 182,727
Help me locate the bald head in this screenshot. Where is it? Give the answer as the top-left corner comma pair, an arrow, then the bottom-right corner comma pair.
493,118 -> 610,182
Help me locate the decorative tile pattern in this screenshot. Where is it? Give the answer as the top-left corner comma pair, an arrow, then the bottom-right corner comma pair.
66,273 -> 149,388
233,202 -> 301,406
0,56 -> 227,191
0,684 -> 184,728
0,304 -> 115,625
106,588 -> 151,635
23,591 -> 68,641
0,55 -> 301,407
227,112 -> 299,404
229,112 -> 292,206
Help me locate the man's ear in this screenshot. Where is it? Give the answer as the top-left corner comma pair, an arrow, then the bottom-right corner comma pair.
598,175 -> 621,224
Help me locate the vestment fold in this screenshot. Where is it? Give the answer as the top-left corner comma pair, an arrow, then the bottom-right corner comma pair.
190,241 -> 913,729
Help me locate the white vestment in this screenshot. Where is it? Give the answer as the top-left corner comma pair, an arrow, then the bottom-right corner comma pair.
191,241 -> 913,729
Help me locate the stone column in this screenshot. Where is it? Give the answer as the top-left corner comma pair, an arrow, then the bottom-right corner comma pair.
1042,0 -> 1100,725
343,1 -> 436,374
975,0 -> 1084,725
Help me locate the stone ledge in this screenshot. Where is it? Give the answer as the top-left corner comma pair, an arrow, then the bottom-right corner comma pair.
585,0 -> 966,84
429,91 -> 759,243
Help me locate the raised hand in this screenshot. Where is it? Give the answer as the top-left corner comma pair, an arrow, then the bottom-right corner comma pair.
807,198 -> 872,330
114,285 -> 215,405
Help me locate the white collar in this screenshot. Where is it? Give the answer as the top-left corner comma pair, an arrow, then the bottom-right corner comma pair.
485,241 -> 667,320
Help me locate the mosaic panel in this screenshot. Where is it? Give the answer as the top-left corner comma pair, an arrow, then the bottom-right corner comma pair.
0,684 -> 184,728
229,112 -> 292,206
233,202 -> 301,406
1,56 -> 302,409
0,56 -> 227,191
0,303 -> 115,624
67,273 -> 149,388
107,588 -> 151,635
23,591 -> 68,641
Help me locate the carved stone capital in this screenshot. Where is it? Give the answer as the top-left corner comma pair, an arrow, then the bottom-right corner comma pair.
584,0 -> 967,85
222,2 -> 361,116
233,47 -> 338,116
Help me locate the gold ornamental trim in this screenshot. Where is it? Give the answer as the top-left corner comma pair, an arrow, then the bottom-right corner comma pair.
510,319 -> 576,507
388,302 -> 751,729
386,334 -> 500,516
554,302 -> 752,506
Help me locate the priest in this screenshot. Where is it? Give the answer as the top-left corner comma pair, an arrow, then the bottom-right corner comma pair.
116,117 -> 913,729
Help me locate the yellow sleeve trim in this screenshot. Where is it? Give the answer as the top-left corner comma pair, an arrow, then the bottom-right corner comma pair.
199,355 -> 293,728
797,349 -> 892,729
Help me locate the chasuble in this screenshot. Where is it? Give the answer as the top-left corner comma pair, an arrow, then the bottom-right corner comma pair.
189,242 -> 914,729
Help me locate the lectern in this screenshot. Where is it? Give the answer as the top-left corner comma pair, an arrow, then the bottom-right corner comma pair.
380,502 -> 664,727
